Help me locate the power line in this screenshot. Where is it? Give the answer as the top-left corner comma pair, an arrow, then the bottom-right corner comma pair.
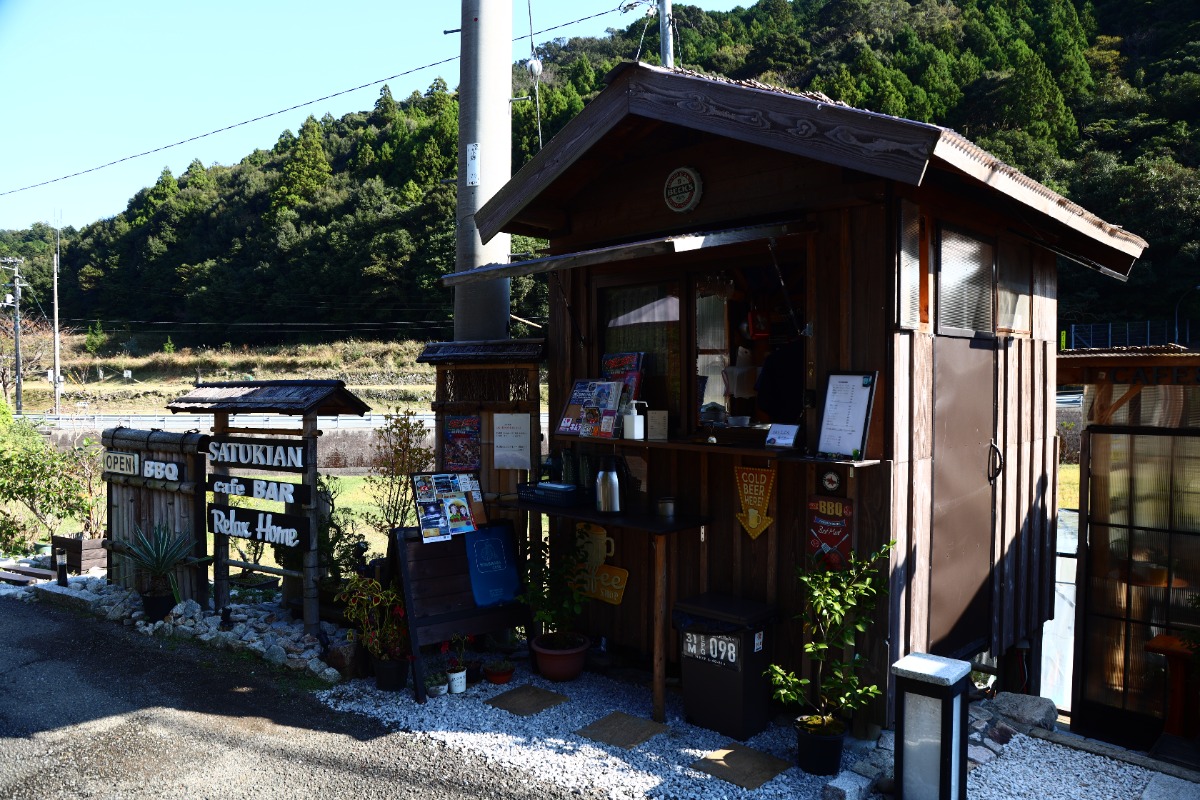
0,5 -> 628,200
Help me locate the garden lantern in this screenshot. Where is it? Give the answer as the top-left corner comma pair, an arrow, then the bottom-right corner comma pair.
892,652 -> 971,800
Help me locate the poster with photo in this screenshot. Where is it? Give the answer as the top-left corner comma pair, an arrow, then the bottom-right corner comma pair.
444,415 -> 482,472
410,471 -> 486,542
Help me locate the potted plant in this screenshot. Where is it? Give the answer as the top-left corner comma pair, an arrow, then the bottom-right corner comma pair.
767,540 -> 894,776
335,574 -> 411,691
123,523 -> 194,622
424,670 -> 449,697
443,633 -> 472,693
483,658 -> 516,685
518,530 -> 591,681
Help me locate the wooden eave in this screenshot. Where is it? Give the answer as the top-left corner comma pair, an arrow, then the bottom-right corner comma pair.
443,220 -> 816,287
474,61 -> 1146,280
167,380 -> 370,417
1057,347 -> 1200,385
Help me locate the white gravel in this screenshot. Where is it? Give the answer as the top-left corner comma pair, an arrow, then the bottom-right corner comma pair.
967,733 -> 1157,800
318,663 -> 836,800
316,664 -> 1178,800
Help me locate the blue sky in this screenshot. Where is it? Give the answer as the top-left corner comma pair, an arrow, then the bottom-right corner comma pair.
0,1 -> 747,232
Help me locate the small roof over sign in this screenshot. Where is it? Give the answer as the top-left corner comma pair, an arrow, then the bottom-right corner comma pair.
167,380 -> 370,417
417,338 -> 546,364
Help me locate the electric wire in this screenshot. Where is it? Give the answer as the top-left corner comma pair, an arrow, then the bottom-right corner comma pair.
0,4 -> 630,200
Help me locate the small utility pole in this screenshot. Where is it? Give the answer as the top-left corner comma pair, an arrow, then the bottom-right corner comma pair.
1,256 -> 24,414
659,0 -> 674,68
53,227 -> 62,416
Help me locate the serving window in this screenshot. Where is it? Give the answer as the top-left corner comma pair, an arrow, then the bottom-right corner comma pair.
591,245 -> 807,437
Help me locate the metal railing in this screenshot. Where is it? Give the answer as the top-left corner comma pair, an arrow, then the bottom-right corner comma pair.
1066,320 -> 1184,350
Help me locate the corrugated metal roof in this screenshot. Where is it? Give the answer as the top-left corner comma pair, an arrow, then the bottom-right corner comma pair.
659,64 -> 1145,258
167,380 -> 370,416
1058,345 -> 1194,359
474,61 -> 1147,280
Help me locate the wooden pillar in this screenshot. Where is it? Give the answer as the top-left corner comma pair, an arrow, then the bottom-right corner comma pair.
301,414 -> 320,635
212,411 -> 230,612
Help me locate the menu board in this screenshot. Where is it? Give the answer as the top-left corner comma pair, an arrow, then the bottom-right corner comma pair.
816,373 -> 877,460
411,471 -> 487,543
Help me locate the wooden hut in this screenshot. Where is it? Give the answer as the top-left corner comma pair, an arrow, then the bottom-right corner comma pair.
447,63 -> 1147,721
1058,347 -> 1200,760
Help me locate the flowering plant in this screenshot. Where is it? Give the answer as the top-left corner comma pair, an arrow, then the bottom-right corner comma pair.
335,575 -> 410,661
442,633 -> 473,671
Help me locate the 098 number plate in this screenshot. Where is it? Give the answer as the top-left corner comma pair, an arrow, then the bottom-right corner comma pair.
683,632 -> 740,669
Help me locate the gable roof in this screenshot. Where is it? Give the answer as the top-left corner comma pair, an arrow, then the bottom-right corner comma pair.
476,62 -> 1146,280
167,380 -> 370,417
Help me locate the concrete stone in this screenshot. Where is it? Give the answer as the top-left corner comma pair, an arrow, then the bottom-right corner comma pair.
318,667 -> 342,684
33,583 -> 101,612
877,730 -> 895,752
991,692 -> 1057,730
849,758 -> 882,781
967,744 -> 995,765
821,770 -> 873,800
1140,772 -> 1200,800
988,721 -> 1017,744
264,645 -> 287,666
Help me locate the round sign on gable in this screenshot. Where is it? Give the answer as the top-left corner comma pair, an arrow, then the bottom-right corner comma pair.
664,167 -> 703,213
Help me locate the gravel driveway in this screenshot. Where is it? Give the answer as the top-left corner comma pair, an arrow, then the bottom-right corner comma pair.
0,598 -> 569,800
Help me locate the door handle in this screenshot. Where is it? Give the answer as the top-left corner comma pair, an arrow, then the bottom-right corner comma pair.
988,439 -> 1004,485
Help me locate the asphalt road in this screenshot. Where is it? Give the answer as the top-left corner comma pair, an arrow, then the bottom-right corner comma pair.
0,598 -> 570,800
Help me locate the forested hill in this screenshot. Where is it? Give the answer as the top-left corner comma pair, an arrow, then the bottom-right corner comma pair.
2,0 -> 1197,349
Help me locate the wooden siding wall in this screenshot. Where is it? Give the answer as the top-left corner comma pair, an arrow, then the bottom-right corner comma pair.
890,240 -> 1059,672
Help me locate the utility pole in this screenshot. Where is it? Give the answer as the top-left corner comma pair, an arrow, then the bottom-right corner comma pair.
453,0 -> 512,341
659,0 -> 674,68
1,256 -> 24,415
53,226 -> 62,416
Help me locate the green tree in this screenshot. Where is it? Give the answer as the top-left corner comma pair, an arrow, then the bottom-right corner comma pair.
269,116 -> 332,216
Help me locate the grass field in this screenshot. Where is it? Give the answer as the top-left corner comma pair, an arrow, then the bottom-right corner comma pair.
1058,464 -> 1079,510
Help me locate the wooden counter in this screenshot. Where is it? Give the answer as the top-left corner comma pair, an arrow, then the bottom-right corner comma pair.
512,499 -> 709,723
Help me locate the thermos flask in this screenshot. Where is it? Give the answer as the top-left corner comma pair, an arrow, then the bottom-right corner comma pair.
595,455 -> 621,513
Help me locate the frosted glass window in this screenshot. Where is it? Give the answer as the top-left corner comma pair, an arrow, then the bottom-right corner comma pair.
937,227 -> 993,336
899,200 -> 922,329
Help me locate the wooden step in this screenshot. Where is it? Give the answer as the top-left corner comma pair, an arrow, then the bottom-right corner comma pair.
0,570 -> 36,586
2,565 -> 55,580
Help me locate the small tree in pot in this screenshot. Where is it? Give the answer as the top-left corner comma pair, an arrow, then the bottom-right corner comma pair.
519,529 -> 591,681
767,540 -> 894,775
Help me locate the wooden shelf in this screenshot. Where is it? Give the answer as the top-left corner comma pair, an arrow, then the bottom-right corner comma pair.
551,434 -> 880,466
504,499 -> 708,535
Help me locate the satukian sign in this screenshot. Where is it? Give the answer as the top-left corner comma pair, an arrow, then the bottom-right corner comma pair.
206,435 -> 306,473
207,503 -> 310,548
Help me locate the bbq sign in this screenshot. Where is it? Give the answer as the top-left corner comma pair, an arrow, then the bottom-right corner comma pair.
807,496 -> 853,569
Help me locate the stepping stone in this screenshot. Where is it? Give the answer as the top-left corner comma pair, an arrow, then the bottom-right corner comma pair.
577,711 -> 668,750
691,742 -> 792,790
1,565 -> 53,580
0,570 -> 35,586
485,684 -> 568,716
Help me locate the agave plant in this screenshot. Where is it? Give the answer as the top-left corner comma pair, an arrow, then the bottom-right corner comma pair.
123,524 -> 193,601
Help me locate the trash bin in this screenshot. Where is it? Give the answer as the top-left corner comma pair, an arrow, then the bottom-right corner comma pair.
673,591 -> 774,739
